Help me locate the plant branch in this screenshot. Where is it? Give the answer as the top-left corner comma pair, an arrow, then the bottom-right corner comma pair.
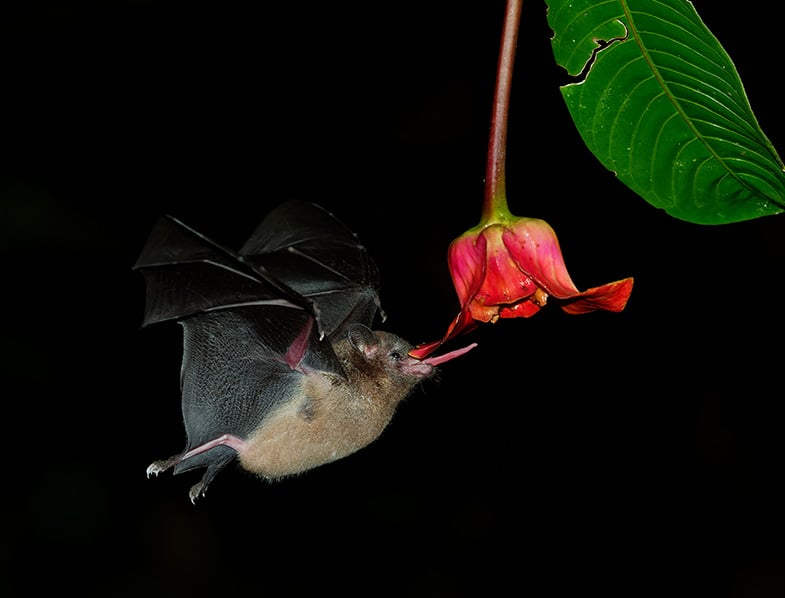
482,0 -> 523,222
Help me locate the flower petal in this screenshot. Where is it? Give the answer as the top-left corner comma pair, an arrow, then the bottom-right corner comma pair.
408,307 -> 478,359
499,299 -> 541,318
447,233 -> 487,308
558,277 -> 634,314
501,219 -> 581,299
474,225 -> 538,308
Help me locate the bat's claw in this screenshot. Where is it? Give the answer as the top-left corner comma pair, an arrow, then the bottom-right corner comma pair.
189,481 -> 206,504
146,457 -> 177,478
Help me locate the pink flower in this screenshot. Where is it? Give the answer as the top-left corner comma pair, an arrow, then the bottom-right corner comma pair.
410,215 -> 633,359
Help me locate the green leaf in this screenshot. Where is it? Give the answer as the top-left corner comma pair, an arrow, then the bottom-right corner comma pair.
545,0 -> 785,224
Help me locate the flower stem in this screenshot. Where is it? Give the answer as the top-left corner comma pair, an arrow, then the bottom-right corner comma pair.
482,0 -> 522,223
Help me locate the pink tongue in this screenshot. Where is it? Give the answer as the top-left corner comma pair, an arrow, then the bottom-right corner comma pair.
420,343 -> 478,366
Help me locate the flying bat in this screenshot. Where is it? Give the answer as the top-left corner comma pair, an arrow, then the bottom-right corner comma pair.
134,201 -> 475,502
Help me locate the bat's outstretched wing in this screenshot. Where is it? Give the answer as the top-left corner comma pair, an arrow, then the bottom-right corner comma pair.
134,200 -> 383,372
239,200 -> 384,341
134,207 -> 303,327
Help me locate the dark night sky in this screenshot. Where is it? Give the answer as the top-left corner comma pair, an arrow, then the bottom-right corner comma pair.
3,2 -> 784,596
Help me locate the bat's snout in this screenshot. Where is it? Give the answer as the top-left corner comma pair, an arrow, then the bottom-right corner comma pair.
400,356 -> 436,378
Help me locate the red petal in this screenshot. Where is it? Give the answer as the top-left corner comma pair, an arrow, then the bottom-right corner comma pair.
408,309 -> 478,359
501,220 -> 581,299
447,233 -> 487,307
559,277 -> 634,314
499,300 -> 541,318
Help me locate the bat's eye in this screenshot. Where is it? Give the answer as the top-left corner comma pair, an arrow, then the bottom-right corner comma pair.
388,351 -> 402,361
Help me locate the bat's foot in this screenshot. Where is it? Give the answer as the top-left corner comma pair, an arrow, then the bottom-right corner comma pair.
184,446 -> 238,504
188,481 -> 206,504
146,456 -> 178,478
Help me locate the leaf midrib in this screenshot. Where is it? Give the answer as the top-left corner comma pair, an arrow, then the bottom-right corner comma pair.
618,0 -> 772,201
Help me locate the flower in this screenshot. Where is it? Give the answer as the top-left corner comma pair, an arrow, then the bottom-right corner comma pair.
407,0 -> 633,362
409,214 -> 634,359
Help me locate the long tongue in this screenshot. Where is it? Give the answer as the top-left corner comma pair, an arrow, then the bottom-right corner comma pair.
420,343 -> 478,366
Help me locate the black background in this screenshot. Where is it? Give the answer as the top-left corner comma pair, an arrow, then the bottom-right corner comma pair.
3,1 -> 784,596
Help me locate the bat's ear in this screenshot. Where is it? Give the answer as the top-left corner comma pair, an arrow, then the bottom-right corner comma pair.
347,323 -> 379,358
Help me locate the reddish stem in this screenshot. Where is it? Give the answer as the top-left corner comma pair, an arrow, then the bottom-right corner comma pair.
482,0 -> 523,223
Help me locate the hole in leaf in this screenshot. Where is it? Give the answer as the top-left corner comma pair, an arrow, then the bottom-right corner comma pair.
562,21 -> 629,85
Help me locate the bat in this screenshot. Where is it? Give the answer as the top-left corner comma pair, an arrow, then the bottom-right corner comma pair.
134,200 -> 475,502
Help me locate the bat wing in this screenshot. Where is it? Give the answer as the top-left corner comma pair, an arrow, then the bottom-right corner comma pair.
133,211 -> 312,328
134,200 -> 383,373
238,200 -> 384,340
172,308 -> 306,471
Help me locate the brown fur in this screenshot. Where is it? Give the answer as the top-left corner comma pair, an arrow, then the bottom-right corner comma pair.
238,330 -> 432,479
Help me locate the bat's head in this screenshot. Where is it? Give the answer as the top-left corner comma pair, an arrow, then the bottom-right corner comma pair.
346,324 -> 477,383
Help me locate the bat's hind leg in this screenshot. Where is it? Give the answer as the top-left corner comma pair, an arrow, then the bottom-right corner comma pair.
147,434 -> 248,502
